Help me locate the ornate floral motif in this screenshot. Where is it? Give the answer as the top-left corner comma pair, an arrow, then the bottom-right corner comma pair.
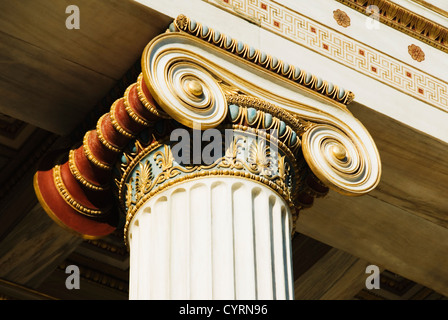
278,155 -> 290,186
333,9 -> 351,28
122,129 -> 300,240
117,96 -> 318,217
134,160 -> 153,200
248,138 -> 273,177
154,145 -> 174,172
408,44 -> 425,62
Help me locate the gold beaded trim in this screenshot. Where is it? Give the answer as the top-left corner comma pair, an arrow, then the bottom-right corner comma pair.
96,115 -> 122,153
136,73 -> 170,119
68,149 -> 109,191
53,164 -> 106,217
83,131 -> 113,171
123,84 -> 150,127
109,99 -> 136,139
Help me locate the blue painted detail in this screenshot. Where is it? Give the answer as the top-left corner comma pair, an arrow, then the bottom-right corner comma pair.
271,56 -> 278,68
260,52 -> 267,63
189,19 -> 197,30
202,25 -> 209,37
294,66 -> 301,78
128,142 -> 137,153
123,136 -> 297,204
279,121 -> 286,136
264,113 -> 273,128
249,46 -> 256,58
338,88 -> 345,99
247,107 -> 257,124
168,22 -> 176,32
237,41 -> 244,53
214,30 -> 221,42
290,131 -> 297,145
121,154 -> 127,164
305,72 -> 312,84
229,104 -> 240,121
327,82 -> 334,93
225,36 -> 232,48
316,77 -> 323,89
283,62 -> 289,74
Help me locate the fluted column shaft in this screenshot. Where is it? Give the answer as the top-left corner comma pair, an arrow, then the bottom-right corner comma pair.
128,177 -> 294,300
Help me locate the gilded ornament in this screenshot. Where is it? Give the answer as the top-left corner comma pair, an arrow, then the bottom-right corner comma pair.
109,100 -> 136,139
333,9 -> 351,28
173,15 -> 354,105
118,123 -> 301,232
301,123 -> 381,196
175,14 -> 188,30
83,131 -> 113,171
134,160 -> 153,202
68,149 -> 109,191
154,145 -> 174,171
136,73 -> 170,119
277,155 -> 290,189
248,138 -> 273,177
185,79 -> 203,97
53,165 -> 107,217
408,44 -> 425,62
141,37 -> 228,129
123,85 -> 150,127
331,144 -> 347,160
96,115 -> 122,153
336,0 -> 448,53
125,179 -> 134,212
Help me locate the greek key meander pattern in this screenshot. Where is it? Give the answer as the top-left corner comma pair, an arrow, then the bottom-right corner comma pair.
206,0 -> 448,112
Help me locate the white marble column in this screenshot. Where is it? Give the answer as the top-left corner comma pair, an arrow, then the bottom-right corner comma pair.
128,177 -> 294,300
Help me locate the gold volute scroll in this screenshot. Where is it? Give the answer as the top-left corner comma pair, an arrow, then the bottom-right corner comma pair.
141,36 -> 228,130
140,27 -> 381,197
301,123 -> 381,196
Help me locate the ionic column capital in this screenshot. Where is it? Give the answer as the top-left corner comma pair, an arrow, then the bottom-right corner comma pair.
33,14 -> 381,242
